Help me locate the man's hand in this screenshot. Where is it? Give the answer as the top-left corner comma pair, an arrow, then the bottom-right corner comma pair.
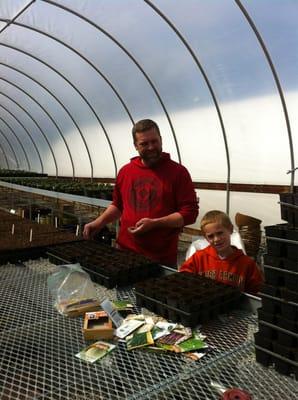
83,221 -> 100,239
128,213 -> 185,236
128,218 -> 157,235
83,205 -> 121,240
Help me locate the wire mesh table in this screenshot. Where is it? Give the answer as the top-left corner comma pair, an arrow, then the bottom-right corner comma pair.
0,259 -> 297,399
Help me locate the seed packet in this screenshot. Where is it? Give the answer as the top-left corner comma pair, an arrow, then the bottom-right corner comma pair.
175,337 -> 208,353
126,331 -> 154,350
125,314 -> 145,321
156,331 -> 186,345
101,299 -> 123,328
112,300 -> 134,310
174,323 -> 188,332
136,317 -> 155,334
173,327 -> 192,345
145,345 -> 168,353
155,342 -> 176,352
75,341 -> 115,363
116,319 -> 145,339
183,351 -> 207,361
151,322 -> 176,340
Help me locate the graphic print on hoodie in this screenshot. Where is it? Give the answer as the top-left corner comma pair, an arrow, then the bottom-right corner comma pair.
112,152 -> 198,265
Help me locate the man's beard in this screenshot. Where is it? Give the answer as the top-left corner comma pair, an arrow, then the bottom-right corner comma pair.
141,149 -> 162,167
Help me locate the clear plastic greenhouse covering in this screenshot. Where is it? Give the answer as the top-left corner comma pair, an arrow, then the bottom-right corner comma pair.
0,0 -> 297,227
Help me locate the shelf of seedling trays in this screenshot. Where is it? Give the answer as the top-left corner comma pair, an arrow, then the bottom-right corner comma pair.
254,191 -> 298,381
0,255 -> 297,400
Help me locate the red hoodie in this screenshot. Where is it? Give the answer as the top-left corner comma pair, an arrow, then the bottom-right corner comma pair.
112,152 -> 198,265
179,245 -> 263,294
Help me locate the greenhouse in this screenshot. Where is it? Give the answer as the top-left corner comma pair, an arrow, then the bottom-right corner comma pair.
0,1 -> 297,399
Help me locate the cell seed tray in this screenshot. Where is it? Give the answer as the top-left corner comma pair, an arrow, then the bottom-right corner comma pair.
46,239 -> 92,263
263,265 -> 298,292
279,192 -> 298,227
254,319 -> 298,379
0,246 -> 46,264
257,308 -> 298,340
255,345 -> 298,379
263,254 -> 297,273
47,240 -> 161,288
265,224 -> 298,261
261,293 -> 298,321
261,283 -> 298,303
134,272 -> 241,327
256,321 -> 298,347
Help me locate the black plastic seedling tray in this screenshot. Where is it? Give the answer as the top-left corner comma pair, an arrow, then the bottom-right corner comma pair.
265,223 -> 298,260
261,283 -> 298,303
261,293 -> 298,321
1,237 -> 82,264
279,192 -> 298,227
0,246 -> 47,264
257,307 -> 298,341
261,218 -> 298,372
255,345 -> 298,379
256,321 -> 298,346
265,237 -> 298,260
263,265 -> 298,292
46,239 -> 92,263
83,266 -> 115,288
254,315 -> 298,379
135,272 -> 241,327
255,319 -> 298,377
263,254 -> 298,272
257,307 -> 276,324
265,223 -> 289,238
277,314 -> 298,333
47,240 -> 161,288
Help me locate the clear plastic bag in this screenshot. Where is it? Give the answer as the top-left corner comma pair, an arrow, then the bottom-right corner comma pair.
47,263 -> 100,316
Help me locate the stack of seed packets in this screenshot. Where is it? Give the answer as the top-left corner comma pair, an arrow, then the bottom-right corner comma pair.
116,314 -> 208,359
76,312 -> 208,362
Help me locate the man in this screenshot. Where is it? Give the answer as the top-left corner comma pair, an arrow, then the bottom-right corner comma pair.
83,119 -> 198,266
